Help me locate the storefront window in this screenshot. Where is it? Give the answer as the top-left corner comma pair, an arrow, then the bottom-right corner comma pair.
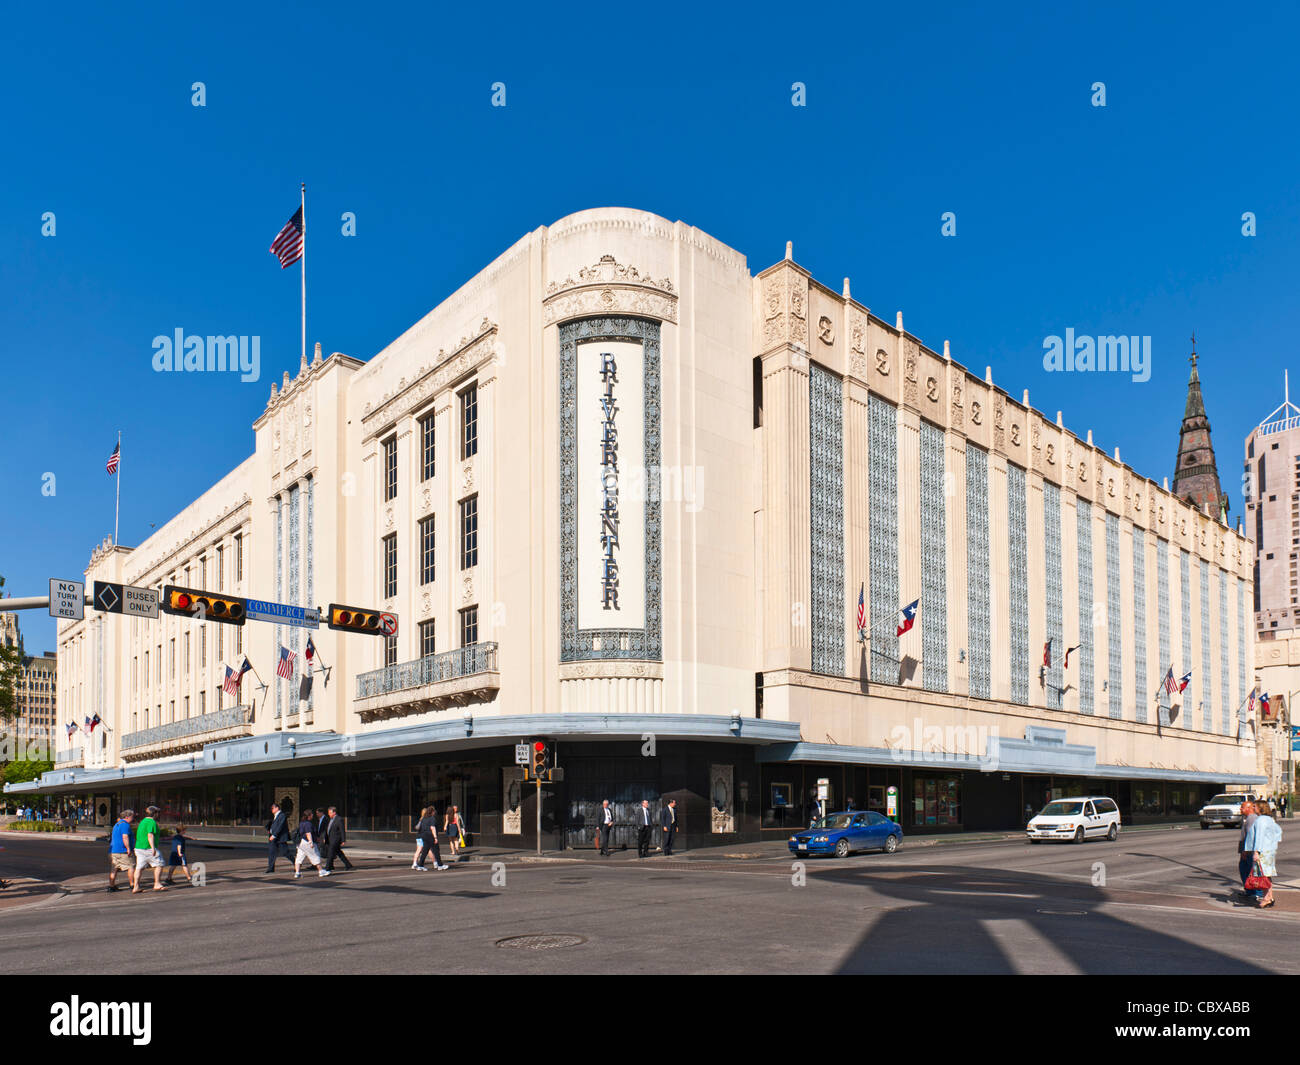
913,775 -> 962,827
1133,785 -> 1164,815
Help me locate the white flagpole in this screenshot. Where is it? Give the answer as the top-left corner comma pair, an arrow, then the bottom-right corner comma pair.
300,182 -> 307,364
114,430 -> 121,546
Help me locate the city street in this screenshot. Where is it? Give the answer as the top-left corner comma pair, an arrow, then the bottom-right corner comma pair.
2,826 -> 1296,974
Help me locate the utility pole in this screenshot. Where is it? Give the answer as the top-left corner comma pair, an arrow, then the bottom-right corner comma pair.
536,776 -> 543,855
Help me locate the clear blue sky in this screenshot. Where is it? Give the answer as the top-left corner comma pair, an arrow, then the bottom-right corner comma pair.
3,2 -> 1298,653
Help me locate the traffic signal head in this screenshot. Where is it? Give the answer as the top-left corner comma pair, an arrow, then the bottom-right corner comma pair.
161,585 -> 245,625
327,604 -> 391,636
532,740 -> 548,776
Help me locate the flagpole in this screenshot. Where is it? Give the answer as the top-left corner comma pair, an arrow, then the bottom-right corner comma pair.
114,430 -> 121,546
300,182 -> 307,364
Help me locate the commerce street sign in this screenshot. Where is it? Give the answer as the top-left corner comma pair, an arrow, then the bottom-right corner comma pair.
244,598 -> 321,630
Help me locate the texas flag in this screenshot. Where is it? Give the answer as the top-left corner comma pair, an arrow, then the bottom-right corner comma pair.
896,599 -> 919,637
1260,692 -> 1271,718
305,636 -> 316,663
1178,671 -> 1192,694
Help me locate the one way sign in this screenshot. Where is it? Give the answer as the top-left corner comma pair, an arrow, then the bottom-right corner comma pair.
93,580 -> 160,619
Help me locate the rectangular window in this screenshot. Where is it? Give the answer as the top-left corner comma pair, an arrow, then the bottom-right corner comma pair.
383,435 -> 397,502
1007,464 -> 1029,705
169,700 -> 174,724
420,411 -> 436,482
170,639 -> 175,679
420,515 -> 436,585
217,625 -> 223,663
184,695 -> 190,720
383,533 -> 398,599
236,626 -> 243,656
199,627 -> 206,667
461,384 -> 478,459
384,633 -> 398,667
184,632 -> 190,674
235,533 -> 244,581
460,496 -> 478,569
967,444 -> 991,699
199,556 -> 207,587
216,545 -> 224,590
460,605 -> 479,646
420,619 -> 436,658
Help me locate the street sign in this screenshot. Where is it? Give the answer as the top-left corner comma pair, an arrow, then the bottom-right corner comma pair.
93,580 -> 159,619
380,612 -> 398,636
515,743 -> 530,765
49,579 -> 84,620
244,598 -> 321,629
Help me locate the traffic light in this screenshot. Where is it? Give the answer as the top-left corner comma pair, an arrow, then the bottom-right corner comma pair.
327,604 -> 392,636
161,586 -> 245,625
531,740 -> 548,779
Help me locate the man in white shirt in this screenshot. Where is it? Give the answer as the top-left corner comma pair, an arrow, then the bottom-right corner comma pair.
599,799 -> 614,856
636,800 -> 653,858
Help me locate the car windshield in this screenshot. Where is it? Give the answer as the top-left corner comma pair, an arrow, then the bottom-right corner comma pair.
810,815 -> 853,830
1039,801 -> 1084,817
1208,795 -> 1243,806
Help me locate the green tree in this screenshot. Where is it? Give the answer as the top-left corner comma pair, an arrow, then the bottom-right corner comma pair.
0,573 -> 21,725
3,758 -> 52,785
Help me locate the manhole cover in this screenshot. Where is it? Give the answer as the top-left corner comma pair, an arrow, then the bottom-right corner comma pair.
496,934 -> 587,951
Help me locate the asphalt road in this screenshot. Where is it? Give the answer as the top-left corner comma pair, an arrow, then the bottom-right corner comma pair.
1,827 -> 1295,974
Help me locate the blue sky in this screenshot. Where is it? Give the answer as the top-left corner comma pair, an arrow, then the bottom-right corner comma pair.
3,2 -> 1298,652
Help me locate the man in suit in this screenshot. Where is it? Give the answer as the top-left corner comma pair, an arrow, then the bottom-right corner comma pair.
325,805 -> 354,871
636,799 -> 653,858
266,802 -> 290,873
598,799 -> 614,856
315,807 -> 329,847
660,799 -> 678,856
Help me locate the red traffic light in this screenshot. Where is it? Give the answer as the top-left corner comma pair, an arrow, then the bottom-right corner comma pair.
175,592 -> 191,610
534,741 -> 545,752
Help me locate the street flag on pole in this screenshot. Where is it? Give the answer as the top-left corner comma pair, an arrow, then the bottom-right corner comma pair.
896,599 -> 919,637
299,672 -> 313,702
305,636 -> 316,663
1163,667 -> 1180,696
855,584 -> 866,638
276,645 -> 297,679
270,206 -> 304,268
1178,671 -> 1192,693
1064,644 -> 1080,669
1042,639 -> 1052,668
223,656 -> 252,695
105,442 -> 120,475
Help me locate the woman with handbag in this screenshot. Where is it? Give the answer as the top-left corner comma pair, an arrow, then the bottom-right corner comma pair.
443,805 -> 467,861
414,806 -> 447,872
1251,800 -> 1283,909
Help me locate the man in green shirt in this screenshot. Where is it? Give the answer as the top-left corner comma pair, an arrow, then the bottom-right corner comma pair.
132,805 -> 167,892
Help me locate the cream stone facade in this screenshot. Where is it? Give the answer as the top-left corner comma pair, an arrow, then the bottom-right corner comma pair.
10,208 -> 1264,847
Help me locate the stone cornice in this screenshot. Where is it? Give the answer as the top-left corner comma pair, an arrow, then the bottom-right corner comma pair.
360,319 -> 498,441
543,255 -> 678,326
123,496 -> 253,586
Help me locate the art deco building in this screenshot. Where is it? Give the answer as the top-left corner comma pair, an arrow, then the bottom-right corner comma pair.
8,209 -> 1264,846
1,613 -> 57,758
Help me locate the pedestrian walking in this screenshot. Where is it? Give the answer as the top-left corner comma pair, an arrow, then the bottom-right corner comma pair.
324,805 -> 354,871
108,808 -> 136,893
636,799 -> 653,858
132,806 -> 167,893
1236,799 -> 1262,904
413,806 -> 447,871
1250,800 -> 1283,909
598,799 -> 614,855
660,798 -> 678,856
266,802 -> 291,874
293,810 -> 328,879
443,805 -> 467,861
163,824 -> 195,886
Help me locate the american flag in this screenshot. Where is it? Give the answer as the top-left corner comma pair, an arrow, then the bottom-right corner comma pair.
276,645 -> 296,679
1163,667 -> 1180,695
223,656 -> 252,695
65,721 -> 77,740
269,206 -> 304,268
106,442 -> 120,475
855,584 -> 866,633
1042,639 -> 1052,668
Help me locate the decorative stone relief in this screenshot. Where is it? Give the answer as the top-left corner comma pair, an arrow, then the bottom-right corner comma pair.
925,376 -> 939,402
817,316 -> 834,345
903,341 -> 919,406
421,487 -> 432,511
1010,423 -> 1021,447
544,256 -> 677,326
849,313 -> 867,379
462,574 -> 473,605
385,506 -> 394,532
462,461 -> 474,493
875,348 -> 890,376
993,398 -> 1005,450
421,591 -> 431,615
951,380 -> 964,430
971,399 -> 982,425
1046,443 -> 1056,465
709,764 -> 735,834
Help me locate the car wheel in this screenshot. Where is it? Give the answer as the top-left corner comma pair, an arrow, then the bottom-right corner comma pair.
1106,823 -> 1118,841
834,838 -> 851,859
1073,827 -> 1085,844
1200,823 -> 1209,830
1029,838 -> 1041,844
883,834 -> 899,854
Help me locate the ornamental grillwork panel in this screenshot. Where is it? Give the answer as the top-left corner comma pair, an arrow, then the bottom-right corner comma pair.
1237,578 -> 1247,723
966,445 -> 991,699
275,494 -> 283,720
307,476 -> 315,710
558,316 -> 662,662
1181,550 -> 1193,729
1219,570 -> 1230,736
868,396 -> 899,683
809,365 -> 845,676
1106,513 -> 1123,719
1008,464 -> 1029,705
1132,528 -> 1147,724
1200,559 -> 1212,732
1077,500 -> 1095,715
1044,482 -> 1063,709
1157,540 -> 1171,727
920,421 -> 948,692
289,484 -> 301,691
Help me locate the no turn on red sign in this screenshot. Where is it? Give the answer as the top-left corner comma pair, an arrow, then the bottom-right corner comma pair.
49,579 -> 85,620
379,612 -> 398,636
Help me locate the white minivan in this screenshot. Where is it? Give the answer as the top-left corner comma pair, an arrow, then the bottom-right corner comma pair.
1027,796 -> 1121,843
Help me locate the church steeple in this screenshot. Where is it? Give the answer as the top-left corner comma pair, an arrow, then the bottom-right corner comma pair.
1172,333 -> 1228,523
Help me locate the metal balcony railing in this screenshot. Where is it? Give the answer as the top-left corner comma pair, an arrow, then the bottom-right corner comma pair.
121,704 -> 253,751
356,642 -> 498,700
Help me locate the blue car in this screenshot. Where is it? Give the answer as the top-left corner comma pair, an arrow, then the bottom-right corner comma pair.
789,810 -> 903,858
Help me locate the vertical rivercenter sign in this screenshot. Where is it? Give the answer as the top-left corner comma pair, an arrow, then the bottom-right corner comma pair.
577,337 -> 646,630
560,316 -> 662,662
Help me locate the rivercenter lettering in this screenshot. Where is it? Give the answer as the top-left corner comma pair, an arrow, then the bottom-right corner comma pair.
600,351 -> 620,610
